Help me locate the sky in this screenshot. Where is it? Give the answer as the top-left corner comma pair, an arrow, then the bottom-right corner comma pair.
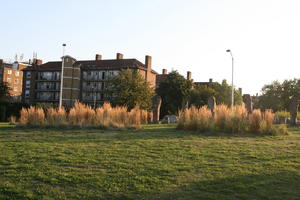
1,0 -> 300,95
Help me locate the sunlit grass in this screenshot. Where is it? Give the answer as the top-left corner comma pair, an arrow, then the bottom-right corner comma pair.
0,124 -> 299,199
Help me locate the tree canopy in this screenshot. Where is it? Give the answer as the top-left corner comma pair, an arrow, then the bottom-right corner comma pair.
156,71 -> 193,116
0,82 -> 10,102
189,80 -> 242,108
257,79 -> 300,111
107,69 -> 154,111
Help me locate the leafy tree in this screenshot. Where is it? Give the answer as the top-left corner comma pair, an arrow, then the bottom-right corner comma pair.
0,82 -> 10,102
189,85 -> 215,108
188,80 -> 242,108
257,79 -> 300,111
0,82 -> 11,121
210,80 -> 242,106
157,71 -> 193,116
107,69 -> 154,111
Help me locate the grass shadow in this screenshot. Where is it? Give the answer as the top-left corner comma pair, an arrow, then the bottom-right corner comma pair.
153,171 -> 300,200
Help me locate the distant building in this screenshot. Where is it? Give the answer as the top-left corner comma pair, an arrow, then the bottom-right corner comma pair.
22,53 -> 157,107
0,59 -> 30,101
156,69 -> 193,88
194,78 -> 215,88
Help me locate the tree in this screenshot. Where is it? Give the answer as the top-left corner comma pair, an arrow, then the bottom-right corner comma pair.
0,82 -> 10,102
107,69 -> 154,111
0,82 -> 11,121
257,79 -> 300,111
157,71 -> 193,116
188,80 -> 242,108
189,85 -> 215,108
210,80 -> 242,106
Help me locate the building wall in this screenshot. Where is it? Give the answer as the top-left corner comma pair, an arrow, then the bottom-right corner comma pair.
137,69 -> 156,88
22,55 -> 157,107
2,67 -> 24,98
81,69 -> 119,104
61,56 -> 80,107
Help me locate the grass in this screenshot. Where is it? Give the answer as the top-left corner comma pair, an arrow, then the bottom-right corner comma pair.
0,123 -> 299,200
19,102 -> 149,129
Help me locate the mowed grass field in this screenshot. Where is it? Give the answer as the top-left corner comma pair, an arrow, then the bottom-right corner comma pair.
0,123 -> 299,200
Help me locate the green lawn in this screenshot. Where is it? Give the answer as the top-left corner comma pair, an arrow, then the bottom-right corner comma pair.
0,123 -> 299,200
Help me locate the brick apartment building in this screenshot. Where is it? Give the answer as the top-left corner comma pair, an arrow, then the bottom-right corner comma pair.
0,59 -> 30,101
22,53 -> 157,107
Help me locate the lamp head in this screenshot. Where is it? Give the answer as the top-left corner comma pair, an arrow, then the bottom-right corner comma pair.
226,49 -> 231,52
62,44 -> 66,47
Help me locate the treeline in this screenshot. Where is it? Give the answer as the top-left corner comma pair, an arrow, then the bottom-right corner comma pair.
256,79 -> 300,112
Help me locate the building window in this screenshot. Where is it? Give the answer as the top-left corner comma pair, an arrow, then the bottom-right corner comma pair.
26,72 -> 31,79
25,90 -> 30,97
15,71 -> 19,77
7,78 -> 12,83
26,80 -> 31,89
7,70 -> 12,75
102,72 -> 105,80
13,87 -> 18,91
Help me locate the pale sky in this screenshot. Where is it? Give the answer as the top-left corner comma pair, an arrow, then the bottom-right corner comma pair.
1,0 -> 299,95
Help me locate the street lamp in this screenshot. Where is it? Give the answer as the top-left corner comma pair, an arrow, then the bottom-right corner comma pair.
59,43 -> 66,108
226,49 -> 234,108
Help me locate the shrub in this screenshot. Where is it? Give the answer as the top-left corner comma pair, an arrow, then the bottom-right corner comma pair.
26,106 -> 45,126
272,124 -> 289,135
178,105 -> 283,136
46,108 -> 67,127
19,102 -> 148,129
9,115 -> 16,125
214,105 -> 230,131
275,111 -> 290,118
227,105 -> 248,133
177,106 -> 212,132
249,109 -> 262,133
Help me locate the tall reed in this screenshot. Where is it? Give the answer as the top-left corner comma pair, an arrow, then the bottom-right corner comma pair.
178,105 -> 285,135
19,102 -> 148,129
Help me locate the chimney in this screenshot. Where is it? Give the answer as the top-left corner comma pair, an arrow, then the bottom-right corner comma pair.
0,59 -> 3,65
95,54 -> 102,61
33,59 -> 43,65
187,71 -> 192,80
145,55 -> 152,84
209,78 -> 213,83
116,53 -> 123,60
162,69 -> 167,75
145,55 -> 152,69
239,88 -> 242,94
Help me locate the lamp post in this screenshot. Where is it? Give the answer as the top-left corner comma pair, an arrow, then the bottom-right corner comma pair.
226,49 -> 234,108
92,85 -> 96,109
59,43 -> 66,108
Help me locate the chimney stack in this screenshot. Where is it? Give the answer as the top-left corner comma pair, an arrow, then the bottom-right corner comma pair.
0,59 -> 3,65
209,78 -> 213,83
95,54 -> 102,61
187,71 -> 192,80
145,55 -> 152,69
145,55 -> 152,84
33,59 -> 43,65
162,69 -> 167,75
239,88 -> 242,95
116,53 -> 124,60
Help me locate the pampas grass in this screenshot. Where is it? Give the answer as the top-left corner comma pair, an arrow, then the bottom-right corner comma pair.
178,105 -> 286,135
19,102 -> 148,129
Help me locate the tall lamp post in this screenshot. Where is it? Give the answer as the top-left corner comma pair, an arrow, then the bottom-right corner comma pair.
226,49 -> 234,108
59,43 -> 66,108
